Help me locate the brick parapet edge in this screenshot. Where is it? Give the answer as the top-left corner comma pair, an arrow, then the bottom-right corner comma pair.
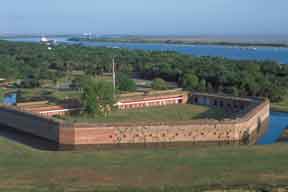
0,96 -> 270,147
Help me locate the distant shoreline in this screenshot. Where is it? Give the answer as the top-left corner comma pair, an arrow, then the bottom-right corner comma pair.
68,37 -> 288,48
2,35 -> 288,48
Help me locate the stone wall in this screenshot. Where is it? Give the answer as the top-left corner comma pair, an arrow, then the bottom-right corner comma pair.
58,98 -> 270,146
0,93 -> 270,148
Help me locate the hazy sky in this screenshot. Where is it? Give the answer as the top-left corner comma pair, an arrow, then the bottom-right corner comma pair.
1,0 -> 287,35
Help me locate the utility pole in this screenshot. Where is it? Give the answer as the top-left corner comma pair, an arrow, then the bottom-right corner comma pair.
112,57 -> 116,97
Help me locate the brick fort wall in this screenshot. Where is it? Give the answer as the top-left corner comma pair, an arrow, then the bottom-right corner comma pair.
0,93 -> 270,148
58,94 -> 270,147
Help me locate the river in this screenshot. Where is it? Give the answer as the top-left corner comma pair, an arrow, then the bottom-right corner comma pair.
3,37 -> 288,64
1,37 -> 288,145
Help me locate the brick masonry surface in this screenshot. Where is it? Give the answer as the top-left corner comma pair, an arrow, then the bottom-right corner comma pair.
0,93 -> 270,147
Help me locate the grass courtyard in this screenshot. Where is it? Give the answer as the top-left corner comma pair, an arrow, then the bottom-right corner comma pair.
0,136 -> 288,191
64,104 -> 228,123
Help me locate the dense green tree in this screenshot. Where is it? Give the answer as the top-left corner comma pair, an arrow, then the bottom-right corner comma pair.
20,78 -> 40,88
182,73 -> 199,90
117,73 -> 136,92
197,79 -> 207,92
0,55 -> 19,78
151,78 -> 168,90
223,86 -> 239,97
81,78 -> 115,116
0,88 -> 4,103
1,40 -> 288,102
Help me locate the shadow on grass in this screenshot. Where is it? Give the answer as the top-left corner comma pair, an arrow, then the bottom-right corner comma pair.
0,124 -> 58,151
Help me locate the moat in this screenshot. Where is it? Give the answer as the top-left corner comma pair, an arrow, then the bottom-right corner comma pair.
0,111 -> 286,150
257,112 -> 288,144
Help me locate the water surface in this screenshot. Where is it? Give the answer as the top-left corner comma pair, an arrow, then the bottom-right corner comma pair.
3,37 -> 288,64
257,112 -> 288,144
3,93 -> 16,105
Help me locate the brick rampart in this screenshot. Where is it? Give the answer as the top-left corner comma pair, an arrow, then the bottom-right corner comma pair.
0,93 -> 270,148
58,97 -> 270,146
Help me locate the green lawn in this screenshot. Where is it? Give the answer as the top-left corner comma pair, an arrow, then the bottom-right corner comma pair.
65,104 -> 227,123
278,128 -> 288,142
16,88 -> 81,101
50,90 -> 81,100
0,136 -> 288,191
272,95 -> 288,112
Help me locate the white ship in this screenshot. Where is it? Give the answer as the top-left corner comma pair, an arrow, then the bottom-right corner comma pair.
40,36 -> 56,45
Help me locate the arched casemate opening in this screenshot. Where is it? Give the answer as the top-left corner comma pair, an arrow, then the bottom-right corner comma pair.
190,93 -> 258,115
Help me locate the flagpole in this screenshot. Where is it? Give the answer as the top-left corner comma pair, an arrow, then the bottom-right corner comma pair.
112,57 -> 116,97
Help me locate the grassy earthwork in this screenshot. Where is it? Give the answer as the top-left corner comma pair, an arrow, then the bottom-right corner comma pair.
278,128 -> 288,142
271,95 -> 288,113
0,136 -> 288,191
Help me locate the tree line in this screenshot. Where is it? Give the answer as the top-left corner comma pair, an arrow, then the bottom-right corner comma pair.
0,88 -> 4,102
0,40 -> 287,102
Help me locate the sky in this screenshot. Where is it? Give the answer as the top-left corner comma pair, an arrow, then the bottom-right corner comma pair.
1,0 -> 288,36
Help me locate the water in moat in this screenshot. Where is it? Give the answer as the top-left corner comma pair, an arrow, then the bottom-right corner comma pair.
257,112 -> 288,144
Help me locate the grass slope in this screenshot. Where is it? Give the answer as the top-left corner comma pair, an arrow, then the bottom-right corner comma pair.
272,96 -> 288,113
0,136 -> 288,191
278,128 -> 288,142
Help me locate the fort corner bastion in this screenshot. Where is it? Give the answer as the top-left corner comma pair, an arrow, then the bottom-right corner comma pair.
0,92 -> 270,149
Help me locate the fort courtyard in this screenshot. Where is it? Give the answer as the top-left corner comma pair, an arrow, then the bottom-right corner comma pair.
0,89 -> 270,148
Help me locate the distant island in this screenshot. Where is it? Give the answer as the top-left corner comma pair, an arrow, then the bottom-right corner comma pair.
68,36 -> 288,48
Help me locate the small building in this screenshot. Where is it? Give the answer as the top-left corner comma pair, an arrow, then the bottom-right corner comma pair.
116,92 -> 188,110
0,79 -> 12,88
16,101 -> 80,117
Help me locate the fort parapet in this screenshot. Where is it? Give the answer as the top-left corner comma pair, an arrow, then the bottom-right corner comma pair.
0,93 -> 270,149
